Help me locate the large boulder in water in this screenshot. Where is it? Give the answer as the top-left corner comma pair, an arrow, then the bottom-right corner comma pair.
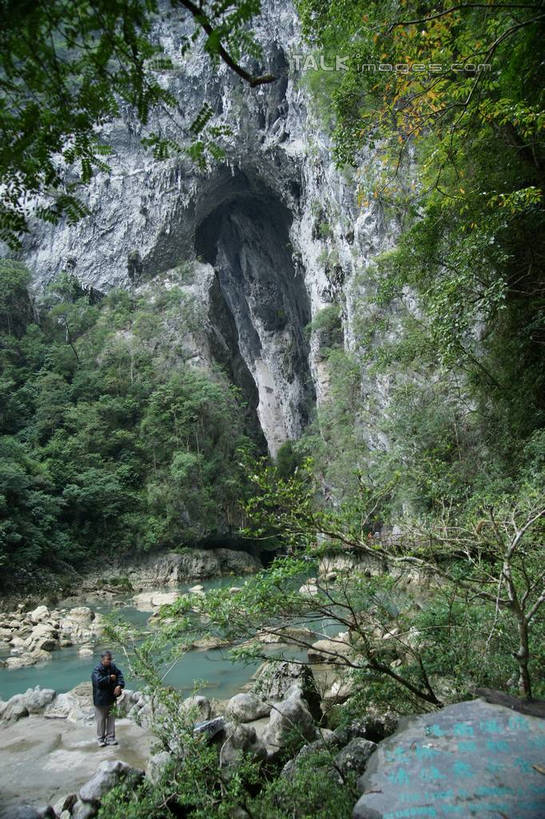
353,698 -> 545,818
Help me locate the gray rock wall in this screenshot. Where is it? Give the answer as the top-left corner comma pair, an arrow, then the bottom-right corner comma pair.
11,0 -> 398,454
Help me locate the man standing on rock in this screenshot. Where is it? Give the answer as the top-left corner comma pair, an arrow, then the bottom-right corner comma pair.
92,650 -> 125,747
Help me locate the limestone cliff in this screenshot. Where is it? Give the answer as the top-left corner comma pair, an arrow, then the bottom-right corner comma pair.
14,0 -> 397,454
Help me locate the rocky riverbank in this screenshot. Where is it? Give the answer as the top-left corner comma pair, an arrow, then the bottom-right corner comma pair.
0,605 -> 102,671
0,661 -> 395,817
0,547 -> 263,611
3,666 -> 543,818
0,547 -> 262,672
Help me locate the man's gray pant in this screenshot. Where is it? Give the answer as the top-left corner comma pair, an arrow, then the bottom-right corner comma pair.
95,704 -> 115,741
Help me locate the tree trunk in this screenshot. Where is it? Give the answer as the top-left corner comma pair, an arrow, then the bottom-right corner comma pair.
515,615 -> 533,700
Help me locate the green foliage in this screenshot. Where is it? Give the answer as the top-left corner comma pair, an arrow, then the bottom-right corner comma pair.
250,749 -> 358,818
274,439 -> 302,479
100,612 -> 359,819
295,0 -> 545,513
305,304 -> 343,358
0,264 -> 258,584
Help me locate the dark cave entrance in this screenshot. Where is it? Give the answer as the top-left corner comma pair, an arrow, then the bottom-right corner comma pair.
195,169 -> 314,454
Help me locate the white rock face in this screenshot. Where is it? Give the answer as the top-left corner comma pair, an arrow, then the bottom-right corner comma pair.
30,605 -> 49,624
12,0 -> 397,455
263,685 -> 317,753
132,590 -> 180,611
226,692 -> 271,723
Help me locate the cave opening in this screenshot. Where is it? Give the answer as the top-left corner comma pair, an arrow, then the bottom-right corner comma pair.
195,169 -> 315,455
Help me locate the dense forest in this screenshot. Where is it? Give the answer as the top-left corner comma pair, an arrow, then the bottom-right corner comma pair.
1,0 -> 545,817
0,261 -> 258,579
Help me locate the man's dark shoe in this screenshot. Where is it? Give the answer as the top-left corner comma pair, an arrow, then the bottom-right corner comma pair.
97,739 -> 107,747
106,738 -> 119,745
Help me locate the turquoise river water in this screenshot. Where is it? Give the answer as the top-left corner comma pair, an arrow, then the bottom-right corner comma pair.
0,576 -> 268,701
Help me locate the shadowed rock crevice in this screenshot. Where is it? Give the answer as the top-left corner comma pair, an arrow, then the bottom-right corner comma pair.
196,170 -> 314,454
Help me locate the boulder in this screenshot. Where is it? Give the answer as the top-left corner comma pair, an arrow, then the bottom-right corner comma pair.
333,709 -> 399,746
253,661 -> 322,722
30,605 -> 49,623
263,686 -> 317,755
28,623 -> 59,652
5,655 -> 34,670
194,716 -> 226,741
354,698 -> 545,818
23,686 -> 56,714
68,606 -> 94,623
180,695 -> 211,722
220,723 -> 267,770
307,634 -> 352,664
191,635 -> 230,650
126,691 -> 150,726
0,694 -> 28,722
298,583 -> 319,597
255,626 -> 314,645
226,692 -> 270,723
145,751 -> 172,785
132,591 -> 180,610
44,681 -> 94,723
322,675 -> 354,704
70,801 -> 97,819
79,759 -> 144,804
281,730 -> 341,780
334,737 -> 376,777
9,635 -> 27,650
52,794 -> 77,817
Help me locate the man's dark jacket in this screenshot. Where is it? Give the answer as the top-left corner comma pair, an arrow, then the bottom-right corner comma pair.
91,662 -> 125,707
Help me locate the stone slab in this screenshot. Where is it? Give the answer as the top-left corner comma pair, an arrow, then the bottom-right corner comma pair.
0,715 -> 151,815
354,698 -> 545,818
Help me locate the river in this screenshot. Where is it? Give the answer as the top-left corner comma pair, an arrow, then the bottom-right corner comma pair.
0,576 -> 264,701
